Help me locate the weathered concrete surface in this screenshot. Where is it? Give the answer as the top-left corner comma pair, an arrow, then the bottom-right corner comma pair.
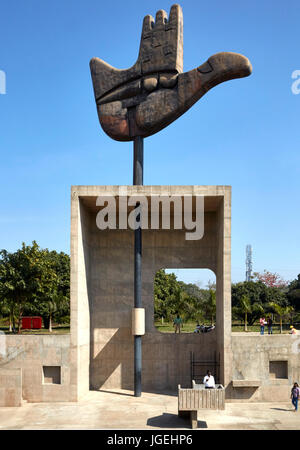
230,333 -> 300,402
71,185 -> 231,396
0,185 -> 230,406
0,335 -> 74,403
0,368 -> 22,406
2,183 -> 298,407
0,389 -> 299,430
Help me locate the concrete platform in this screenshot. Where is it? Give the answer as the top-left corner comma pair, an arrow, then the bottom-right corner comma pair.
0,389 -> 299,430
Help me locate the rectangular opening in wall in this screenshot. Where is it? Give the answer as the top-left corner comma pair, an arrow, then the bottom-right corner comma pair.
154,268 -> 216,333
269,361 -> 288,379
43,366 -> 61,384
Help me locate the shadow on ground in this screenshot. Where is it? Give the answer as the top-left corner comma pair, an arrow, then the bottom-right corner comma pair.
92,389 -> 178,398
96,389 -> 134,397
271,407 -> 293,412
147,413 -> 207,429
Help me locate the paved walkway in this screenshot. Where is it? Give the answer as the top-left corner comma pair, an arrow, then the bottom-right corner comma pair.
0,390 -> 299,430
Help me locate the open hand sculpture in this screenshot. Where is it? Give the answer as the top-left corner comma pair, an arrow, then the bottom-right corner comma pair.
90,4 -> 252,142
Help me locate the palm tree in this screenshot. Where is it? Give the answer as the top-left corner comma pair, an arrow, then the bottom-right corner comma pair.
237,296 -> 264,331
239,295 -> 251,331
46,292 -> 69,332
252,302 -> 265,320
268,302 -> 294,333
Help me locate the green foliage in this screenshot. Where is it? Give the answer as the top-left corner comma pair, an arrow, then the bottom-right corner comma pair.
26,249 -> 70,329
267,302 -> 294,333
287,274 -> 300,312
233,294 -> 265,330
0,242 -> 70,332
232,275 -> 297,328
1,242 -> 298,335
154,269 -> 180,322
231,281 -> 267,325
154,269 -> 297,328
154,270 -> 216,324
198,287 -> 216,325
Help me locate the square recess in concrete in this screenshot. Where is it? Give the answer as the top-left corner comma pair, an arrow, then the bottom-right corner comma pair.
43,366 -> 61,384
269,361 -> 288,379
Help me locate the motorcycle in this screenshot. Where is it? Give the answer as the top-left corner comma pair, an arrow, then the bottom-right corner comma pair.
194,324 -> 215,333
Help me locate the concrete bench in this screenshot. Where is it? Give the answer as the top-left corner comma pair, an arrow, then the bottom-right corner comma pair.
178,381 -> 225,428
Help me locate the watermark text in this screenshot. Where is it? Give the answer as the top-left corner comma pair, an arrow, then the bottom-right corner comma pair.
0,70 -> 6,95
96,191 -> 204,241
291,70 -> 300,95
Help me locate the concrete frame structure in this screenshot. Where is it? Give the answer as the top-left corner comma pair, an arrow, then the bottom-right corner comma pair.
1,184 -> 299,407
70,185 -> 231,398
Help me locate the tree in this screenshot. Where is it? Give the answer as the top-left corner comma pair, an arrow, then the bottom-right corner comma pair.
169,286 -> 199,323
265,286 -> 288,307
0,243 -> 70,333
238,295 -> 251,331
0,242 -> 53,333
287,274 -> 300,313
180,282 -> 211,323
232,281 -> 267,325
268,302 -> 294,333
154,270 -> 208,325
154,270 -> 181,323
253,270 -> 288,289
0,297 -> 16,332
206,289 -> 216,325
198,282 -> 216,325
24,250 -> 70,331
232,294 -> 265,331
43,250 -> 70,331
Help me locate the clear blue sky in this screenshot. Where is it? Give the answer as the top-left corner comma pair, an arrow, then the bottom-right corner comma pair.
1,0 -> 300,285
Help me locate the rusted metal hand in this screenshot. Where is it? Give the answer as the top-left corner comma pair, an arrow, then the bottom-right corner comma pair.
90,4 -> 252,142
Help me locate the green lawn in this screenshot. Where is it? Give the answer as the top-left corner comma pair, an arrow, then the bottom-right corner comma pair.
155,321 -> 211,333
0,319 -> 294,335
154,321 -> 293,334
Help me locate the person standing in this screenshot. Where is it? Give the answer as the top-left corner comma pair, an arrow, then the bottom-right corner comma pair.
259,317 -> 266,335
291,382 -> 300,411
173,314 -> 183,334
203,370 -> 216,389
267,317 -> 273,335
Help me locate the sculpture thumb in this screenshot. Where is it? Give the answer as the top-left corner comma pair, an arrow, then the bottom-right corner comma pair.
135,52 -> 252,134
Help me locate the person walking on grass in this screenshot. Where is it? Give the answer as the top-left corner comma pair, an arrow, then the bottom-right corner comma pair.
291,382 -> 300,411
173,314 -> 183,334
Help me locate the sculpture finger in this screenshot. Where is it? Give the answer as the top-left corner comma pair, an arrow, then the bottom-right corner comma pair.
138,4 -> 183,75
155,10 -> 168,27
169,3 -> 182,27
142,14 -> 154,34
